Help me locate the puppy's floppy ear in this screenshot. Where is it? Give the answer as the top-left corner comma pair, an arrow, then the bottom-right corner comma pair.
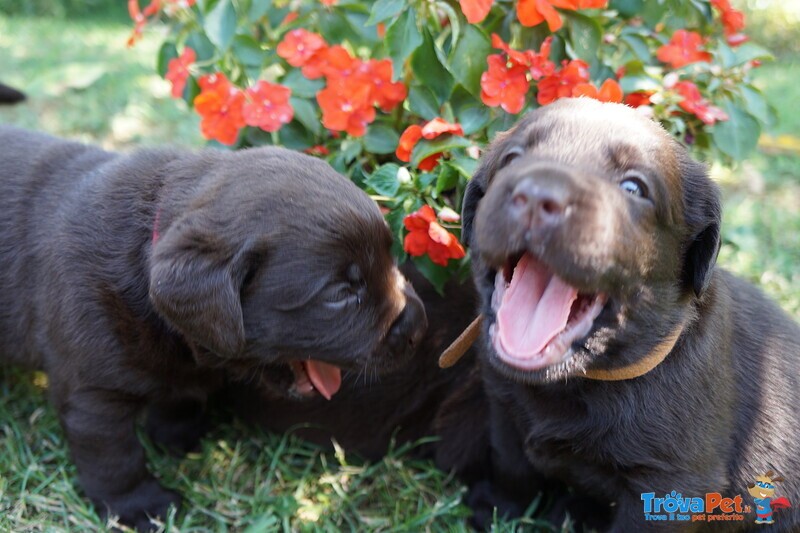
462,130 -> 513,247
149,211 -> 256,357
678,147 -> 721,298
461,178 -> 484,247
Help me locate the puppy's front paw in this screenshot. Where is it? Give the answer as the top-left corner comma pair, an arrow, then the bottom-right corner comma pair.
466,479 -> 526,529
99,478 -> 182,532
145,399 -> 209,455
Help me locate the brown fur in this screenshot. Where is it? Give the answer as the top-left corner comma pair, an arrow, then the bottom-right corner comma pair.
461,99 -> 800,531
0,126 -> 427,530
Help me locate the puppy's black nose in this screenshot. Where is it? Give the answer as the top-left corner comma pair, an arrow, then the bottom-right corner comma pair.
510,177 -> 568,229
387,284 -> 427,357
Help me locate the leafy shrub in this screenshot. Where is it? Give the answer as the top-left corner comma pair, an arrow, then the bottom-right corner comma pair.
130,0 -> 773,289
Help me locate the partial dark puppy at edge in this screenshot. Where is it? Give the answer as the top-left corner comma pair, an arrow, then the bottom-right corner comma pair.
0,127 -> 426,531
0,82 -> 26,104
461,98 -> 800,531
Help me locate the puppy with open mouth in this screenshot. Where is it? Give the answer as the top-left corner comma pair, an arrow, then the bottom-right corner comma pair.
460,98 -> 800,530
0,127 -> 426,530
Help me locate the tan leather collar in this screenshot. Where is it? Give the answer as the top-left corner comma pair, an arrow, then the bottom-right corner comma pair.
438,314 -> 685,381
580,319 -> 684,380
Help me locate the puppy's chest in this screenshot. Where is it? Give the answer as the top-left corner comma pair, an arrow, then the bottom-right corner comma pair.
505,386 -> 663,492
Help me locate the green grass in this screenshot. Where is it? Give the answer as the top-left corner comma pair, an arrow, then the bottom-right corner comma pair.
1,7 -> 799,533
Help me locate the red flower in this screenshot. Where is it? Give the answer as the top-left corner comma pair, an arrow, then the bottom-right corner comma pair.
517,0 -> 567,31
711,0 -> 745,36
403,205 -> 466,267
304,45 -> 357,80
576,0 -> 606,7
396,118 -> 464,171
674,81 -> 728,125
726,33 -> 749,47
242,81 -> 293,132
459,0 -> 494,24
397,125 -> 424,162
528,37 -> 555,80
320,0 -> 336,4
165,46 -> 195,99
489,34 -> 554,80
362,59 -> 407,112
515,0 -> 604,31
127,0 -> 160,46
536,59 -> 590,105
194,73 -> 246,145
304,145 -> 330,156
127,0 -> 194,47
624,91 -> 654,107
656,30 -> 712,69
281,12 -> 299,25
317,77 -> 375,137
571,79 -> 623,103
481,54 -> 530,114
421,117 -> 465,139
276,29 -> 327,68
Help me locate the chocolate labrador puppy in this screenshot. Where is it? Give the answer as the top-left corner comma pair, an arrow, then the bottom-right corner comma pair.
0,127 -> 426,530
461,99 -> 800,531
229,263 -> 490,481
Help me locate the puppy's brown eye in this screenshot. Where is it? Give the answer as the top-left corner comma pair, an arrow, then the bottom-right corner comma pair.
620,172 -> 649,199
324,283 -> 358,309
499,146 -> 524,169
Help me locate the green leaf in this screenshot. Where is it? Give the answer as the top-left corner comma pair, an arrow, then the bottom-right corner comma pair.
204,0 -> 237,51
340,139 -> 363,164
289,97 -> 321,137
711,101 -> 760,160
233,35 -> 264,67
435,164 -> 460,194
411,255 -> 450,295
411,29 -> 455,105
386,9 -> 423,79
739,85 -> 777,128
410,136 -> 472,168
564,11 -> 602,64
366,0 -> 405,25
282,69 -> 325,98
183,75 -> 200,106
386,206 -> 410,261
407,85 -> 440,120
364,124 -> 400,155
448,155 -> 478,180
619,33 -> 653,63
157,41 -> 178,78
366,163 -> 401,197
248,0 -> 271,22
278,121 -> 315,151
619,73 -> 661,93
456,104 -> 490,136
186,31 -> 216,62
730,42 -> 774,68
319,11 -> 377,46
609,0 -> 643,17
487,113 -> 517,139
447,25 -> 491,98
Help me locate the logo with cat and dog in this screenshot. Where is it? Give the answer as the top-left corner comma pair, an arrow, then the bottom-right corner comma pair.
640,469 -> 792,524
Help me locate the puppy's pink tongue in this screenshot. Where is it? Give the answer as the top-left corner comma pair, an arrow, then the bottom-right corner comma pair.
497,254 -> 577,358
304,361 -> 342,400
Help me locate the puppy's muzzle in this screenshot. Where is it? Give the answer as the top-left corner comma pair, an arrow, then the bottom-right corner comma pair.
385,282 -> 427,358
509,171 -> 570,234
